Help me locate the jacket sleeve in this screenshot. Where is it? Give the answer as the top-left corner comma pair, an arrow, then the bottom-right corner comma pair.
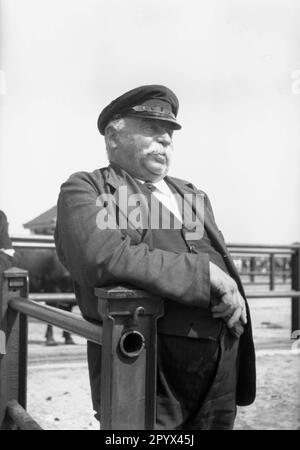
54,172 -> 211,308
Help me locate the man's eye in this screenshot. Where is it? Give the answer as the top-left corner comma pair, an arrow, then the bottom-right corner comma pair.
142,121 -> 173,136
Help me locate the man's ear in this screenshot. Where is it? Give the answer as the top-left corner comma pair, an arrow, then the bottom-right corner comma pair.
105,126 -> 118,150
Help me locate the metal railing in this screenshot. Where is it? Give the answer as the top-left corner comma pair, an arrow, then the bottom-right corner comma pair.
228,243 -> 295,289
10,236 -> 300,347
11,236 -> 296,289
12,235 -> 55,249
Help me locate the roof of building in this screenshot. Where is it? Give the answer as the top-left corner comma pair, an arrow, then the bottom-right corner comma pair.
23,205 -> 57,231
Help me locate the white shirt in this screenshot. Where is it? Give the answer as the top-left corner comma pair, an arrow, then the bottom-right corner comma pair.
138,178 -> 182,222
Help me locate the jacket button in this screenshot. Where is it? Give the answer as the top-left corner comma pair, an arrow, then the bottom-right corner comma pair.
184,222 -> 196,231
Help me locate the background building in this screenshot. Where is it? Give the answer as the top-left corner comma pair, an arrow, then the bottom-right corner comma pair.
23,206 -> 57,235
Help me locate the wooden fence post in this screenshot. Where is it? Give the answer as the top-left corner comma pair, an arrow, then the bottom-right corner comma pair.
269,253 -> 275,290
0,267 -> 29,430
250,256 -> 256,283
291,244 -> 300,333
96,286 -> 164,430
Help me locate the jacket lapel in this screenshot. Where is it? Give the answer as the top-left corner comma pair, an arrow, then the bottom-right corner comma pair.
104,164 -> 147,235
166,176 -> 245,295
105,168 -> 244,294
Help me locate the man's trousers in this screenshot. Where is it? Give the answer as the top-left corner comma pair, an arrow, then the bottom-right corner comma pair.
156,325 -> 239,430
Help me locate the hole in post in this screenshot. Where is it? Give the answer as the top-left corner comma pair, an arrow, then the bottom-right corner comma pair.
119,330 -> 145,358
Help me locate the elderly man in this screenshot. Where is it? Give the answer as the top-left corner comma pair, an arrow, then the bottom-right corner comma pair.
55,85 -> 256,430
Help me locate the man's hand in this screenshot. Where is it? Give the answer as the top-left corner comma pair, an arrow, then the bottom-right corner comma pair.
209,261 -> 247,328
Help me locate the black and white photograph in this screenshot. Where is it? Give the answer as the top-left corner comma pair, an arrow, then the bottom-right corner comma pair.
0,0 -> 299,433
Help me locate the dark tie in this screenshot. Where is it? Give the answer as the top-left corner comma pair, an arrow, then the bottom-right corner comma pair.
144,182 -> 156,192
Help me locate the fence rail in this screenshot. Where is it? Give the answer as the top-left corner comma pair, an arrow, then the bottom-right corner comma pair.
11,236 -> 296,288
6,400 -> 43,431
246,290 -> 300,298
29,293 -> 76,303
9,297 -> 102,344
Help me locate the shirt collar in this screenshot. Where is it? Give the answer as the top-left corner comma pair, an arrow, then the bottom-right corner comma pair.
135,177 -> 172,197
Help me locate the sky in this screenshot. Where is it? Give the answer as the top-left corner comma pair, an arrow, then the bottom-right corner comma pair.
0,0 -> 300,244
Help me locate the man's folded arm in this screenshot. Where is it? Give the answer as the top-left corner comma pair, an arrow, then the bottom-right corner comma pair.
54,173 -> 210,308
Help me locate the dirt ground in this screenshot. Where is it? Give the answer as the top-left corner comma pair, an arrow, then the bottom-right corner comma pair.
25,297 -> 300,430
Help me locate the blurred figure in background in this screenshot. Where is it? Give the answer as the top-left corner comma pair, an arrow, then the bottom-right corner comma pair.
0,210 -> 21,272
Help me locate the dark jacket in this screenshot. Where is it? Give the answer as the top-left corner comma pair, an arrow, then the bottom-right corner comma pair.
0,210 -> 13,249
54,164 -> 256,406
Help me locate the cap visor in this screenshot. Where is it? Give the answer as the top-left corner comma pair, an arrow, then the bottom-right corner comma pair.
126,113 -> 181,130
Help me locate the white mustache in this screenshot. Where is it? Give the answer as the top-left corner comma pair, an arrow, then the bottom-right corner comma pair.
150,150 -> 166,156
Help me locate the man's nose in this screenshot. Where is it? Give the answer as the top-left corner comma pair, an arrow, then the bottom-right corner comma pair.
156,131 -> 172,146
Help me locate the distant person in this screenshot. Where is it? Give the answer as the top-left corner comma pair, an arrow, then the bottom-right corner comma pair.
45,309 -> 75,346
55,85 -> 256,429
0,210 -> 21,274
44,251 -> 76,346
18,243 -> 76,346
